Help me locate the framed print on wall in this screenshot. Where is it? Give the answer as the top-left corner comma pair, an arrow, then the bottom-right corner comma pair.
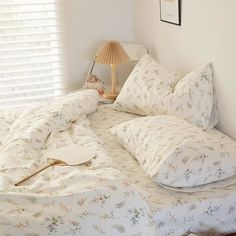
160,0 -> 181,26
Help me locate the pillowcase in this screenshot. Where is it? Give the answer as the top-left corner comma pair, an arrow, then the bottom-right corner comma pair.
109,115 -> 236,188
113,54 -> 218,130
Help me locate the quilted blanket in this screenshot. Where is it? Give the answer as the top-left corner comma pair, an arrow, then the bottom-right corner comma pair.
0,90 -> 155,236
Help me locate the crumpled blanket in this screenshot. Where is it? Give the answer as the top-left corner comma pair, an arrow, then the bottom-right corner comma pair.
0,89 -> 155,235
0,89 -> 99,184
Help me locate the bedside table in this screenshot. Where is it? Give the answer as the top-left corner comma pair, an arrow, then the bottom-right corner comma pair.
98,95 -> 115,104
98,85 -> 121,104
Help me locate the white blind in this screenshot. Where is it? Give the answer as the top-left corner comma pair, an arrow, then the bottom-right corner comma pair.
0,0 -> 65,108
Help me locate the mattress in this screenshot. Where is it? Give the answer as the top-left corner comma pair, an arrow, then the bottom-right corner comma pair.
88,104 -> 236,235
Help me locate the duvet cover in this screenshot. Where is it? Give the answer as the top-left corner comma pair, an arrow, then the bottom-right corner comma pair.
1,90 -> 236,236
0,90 -> 155,236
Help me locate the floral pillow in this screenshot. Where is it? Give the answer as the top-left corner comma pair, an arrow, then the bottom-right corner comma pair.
113,54 -> 218,130
109,116 -> 236,188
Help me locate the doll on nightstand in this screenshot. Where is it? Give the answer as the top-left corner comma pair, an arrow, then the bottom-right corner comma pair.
83,74 -> 104,95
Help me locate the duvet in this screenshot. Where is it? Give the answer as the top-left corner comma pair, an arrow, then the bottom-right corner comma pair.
0,90 -> 155,236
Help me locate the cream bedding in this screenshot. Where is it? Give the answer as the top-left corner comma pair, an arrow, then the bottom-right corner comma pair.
0,91 -> 155,236
0,97 -> 236,235
89,104 -> 236,235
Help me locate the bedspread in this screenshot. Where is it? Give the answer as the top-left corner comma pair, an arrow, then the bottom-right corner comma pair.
0,90 -> 155,236
1,92 -> 236,236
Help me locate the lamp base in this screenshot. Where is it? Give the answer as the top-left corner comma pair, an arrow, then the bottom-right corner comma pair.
103,92 -> 118,100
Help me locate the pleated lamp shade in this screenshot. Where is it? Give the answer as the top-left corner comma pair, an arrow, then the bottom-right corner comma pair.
96,41 -> 130,65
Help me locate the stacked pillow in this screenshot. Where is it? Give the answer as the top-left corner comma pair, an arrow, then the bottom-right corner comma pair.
109,55 -> 236,189
113,54 -> 218,130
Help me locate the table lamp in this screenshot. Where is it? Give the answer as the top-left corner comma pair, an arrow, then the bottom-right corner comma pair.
95,41 -> 130,99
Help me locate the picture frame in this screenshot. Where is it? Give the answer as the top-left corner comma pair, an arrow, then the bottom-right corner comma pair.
160,0 -> 181,26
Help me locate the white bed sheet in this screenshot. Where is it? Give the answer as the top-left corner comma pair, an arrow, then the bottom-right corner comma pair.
88,104 -> 236,235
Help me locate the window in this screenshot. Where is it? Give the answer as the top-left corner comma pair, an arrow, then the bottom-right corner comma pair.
0,0 -> 65,108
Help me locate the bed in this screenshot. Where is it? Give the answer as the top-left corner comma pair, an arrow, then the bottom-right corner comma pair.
0,99 -> 236,236
1,54 -> 236,236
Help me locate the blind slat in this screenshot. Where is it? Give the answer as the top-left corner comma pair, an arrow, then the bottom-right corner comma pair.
0,2 -> 56,6
0,46 -> 59,53
0,53 -> 60,60
0,73 -> 62,82
0,24 -> 58,30
0,39 -> 58,45
0,17 -> 58,24
0,10 -> 56,14
0,86 -> 64,96
0,81 -> 63,89
0,66 -> 61,75
0,31 -> 60,37
0,59 -> 61,68
0,93 -> 62,104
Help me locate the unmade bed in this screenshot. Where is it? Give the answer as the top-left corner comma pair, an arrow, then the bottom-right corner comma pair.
1,56 -> 236,236
0,92 -> 236,236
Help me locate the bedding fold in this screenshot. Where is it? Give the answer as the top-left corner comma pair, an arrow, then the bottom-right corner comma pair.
0,89 -> 99,183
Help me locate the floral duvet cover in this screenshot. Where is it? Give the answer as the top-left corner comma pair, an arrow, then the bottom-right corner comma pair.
0,90 -> 155,236
1,91 -> 236,236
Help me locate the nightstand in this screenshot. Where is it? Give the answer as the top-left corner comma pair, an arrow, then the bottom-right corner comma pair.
98,85 -> 121,104
98,95 -> 115,104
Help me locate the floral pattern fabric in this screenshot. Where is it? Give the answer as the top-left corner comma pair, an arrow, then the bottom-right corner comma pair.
0,89 -> 99,174
113,54 -> 218,130
0,99 -> 236,235
89,105 -> 236,235
109,115 -> 236,188
0,92 -> 155,236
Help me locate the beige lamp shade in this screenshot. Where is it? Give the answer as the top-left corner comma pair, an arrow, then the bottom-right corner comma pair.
95,41 -> 130,100
96,41 -> 130,65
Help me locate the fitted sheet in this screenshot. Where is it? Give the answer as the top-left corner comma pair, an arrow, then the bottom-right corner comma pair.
88,104 -> 236,235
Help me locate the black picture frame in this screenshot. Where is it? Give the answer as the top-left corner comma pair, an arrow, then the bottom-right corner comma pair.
160,0 -> 181,26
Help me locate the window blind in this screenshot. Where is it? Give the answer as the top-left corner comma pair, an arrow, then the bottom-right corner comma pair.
0,0 -> 65,108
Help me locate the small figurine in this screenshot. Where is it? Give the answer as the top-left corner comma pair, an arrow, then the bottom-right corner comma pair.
83,74 -> 104,95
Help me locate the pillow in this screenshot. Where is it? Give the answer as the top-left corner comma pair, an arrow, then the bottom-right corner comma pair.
109,116 -> 236,188
113,54 -> 218,130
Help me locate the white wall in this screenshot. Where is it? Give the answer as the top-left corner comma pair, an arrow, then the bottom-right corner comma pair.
65,0 -> 134,89
134,0 -> 236,139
